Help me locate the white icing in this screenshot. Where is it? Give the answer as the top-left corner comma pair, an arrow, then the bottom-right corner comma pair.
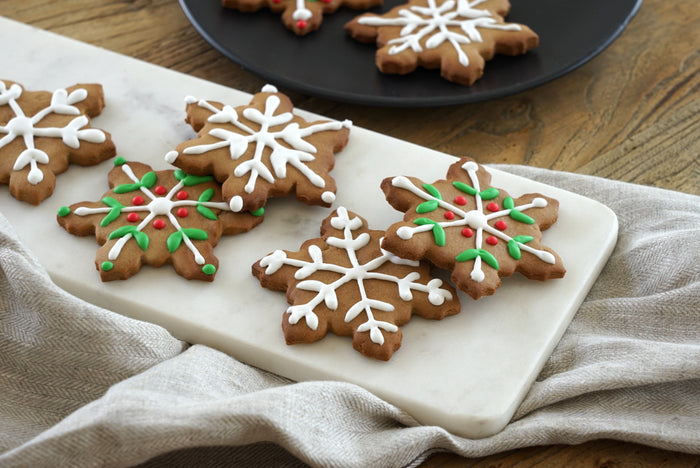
391,162 -> 557,282
0,82 -> 107,185
164,150 -> 179,164
357,0 -> 522,67
261,84 -> 278,94
321,191 -> 335,204
259,206 -> 453,344
179,86 -> 348,205
72,163 -> 238,268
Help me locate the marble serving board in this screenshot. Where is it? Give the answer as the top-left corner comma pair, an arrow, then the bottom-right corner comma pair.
0,17 -> 617,438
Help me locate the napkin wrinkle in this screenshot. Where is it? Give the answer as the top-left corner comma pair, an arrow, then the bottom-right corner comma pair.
1,166 -> 699,467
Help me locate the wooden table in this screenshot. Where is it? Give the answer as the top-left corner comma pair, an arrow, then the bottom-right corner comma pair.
3,0 -> 698,465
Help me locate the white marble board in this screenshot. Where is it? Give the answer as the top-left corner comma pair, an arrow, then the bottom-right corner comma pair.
0,18 -> 617,438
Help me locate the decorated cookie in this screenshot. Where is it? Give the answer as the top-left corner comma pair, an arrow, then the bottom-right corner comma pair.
252,207 -> 460,360
57,158 -> 264,281
222,0 -> 381,36
0,80 -> 116,204
165,85 -> 352,214
344,0 -> 539,85
381,157 -> 565,299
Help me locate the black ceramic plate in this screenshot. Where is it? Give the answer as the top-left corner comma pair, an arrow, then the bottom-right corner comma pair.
179,0 -> 642,107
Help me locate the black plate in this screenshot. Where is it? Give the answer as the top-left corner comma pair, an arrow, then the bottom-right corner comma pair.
180,0 -> 642,107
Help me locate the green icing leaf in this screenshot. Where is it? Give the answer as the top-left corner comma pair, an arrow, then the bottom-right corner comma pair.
140,172 -> 157,188
510,209 -> 535,224
416,200 -> 439,214
507,239 -> 521,260
109,225 -> 137,240
512,235 -> 533,244
455,249 -> 480,262
503,197 -> 515,209
422,183 -> 442,200
173,169 -> 186,181
182,228 -> 209,240
479,188 -> 500,200
113,157 -> 126,166
414,218 -> 445,246
456,248 -> 500,270
198,188 -> 214,202
197,204 -> 218,220
479,249 -> 500,269
113,183 -> 142,194
100,197 -> 125,227
251,207 -> 265,217
182,174 -> 214,186
133,231 -> 149,251
452,181 -> 477,196
167,230 -> 183,253
57,206 -> 71,217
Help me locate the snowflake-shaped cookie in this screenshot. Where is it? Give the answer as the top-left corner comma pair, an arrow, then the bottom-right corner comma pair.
165,85 -> 352,213
57,159 -> 264,281
381,157 -> 565,299
223,0 -> 381,36
253,207 -> 460,360
345,0 -> 539,85
0,80 -> 116,204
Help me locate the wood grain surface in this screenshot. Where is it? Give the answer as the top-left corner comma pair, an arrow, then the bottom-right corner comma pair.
3,0 -> 699,466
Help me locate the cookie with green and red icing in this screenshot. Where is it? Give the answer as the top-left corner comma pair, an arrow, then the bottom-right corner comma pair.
344,0 -> 539,86
0,80 -> 116,205
252,206 -> 460,360
57,158 -> 264,281
165,84 -> 352,214
223,0 -> 381,36
381,157 -> 565,299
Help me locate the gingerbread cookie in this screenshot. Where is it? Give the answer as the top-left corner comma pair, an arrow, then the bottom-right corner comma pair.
0,80 -> 116,205
165,85 -> 352,213
57,158 -> 264,281
252,207 -> 460,360
381,157 -> 565,299
345,0 -> 539,85
223,0 -> 381,36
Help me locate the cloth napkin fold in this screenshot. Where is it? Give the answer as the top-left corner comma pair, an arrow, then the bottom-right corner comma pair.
1,166 -> 698,468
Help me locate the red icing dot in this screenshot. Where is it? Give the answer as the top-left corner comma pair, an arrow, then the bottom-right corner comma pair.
126,213 -> 139,223
486,202 -> 500,212
296,19 -> 307,29
495,220 -> 507,230
132,196 -> 144,206
461,228 -> 474,237
322,0 -> 331,3
272,0 -> 281,3
454,196 -> 467,205
177,208 -> 189,218
444,211 -> 455,220
153,219 -> 166,229
486,236 -> 498,245
154,186 -> 167,195
176,190 -> 188,200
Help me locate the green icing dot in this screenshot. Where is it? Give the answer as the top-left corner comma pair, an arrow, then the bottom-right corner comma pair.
101,261 -> 114,271
114,157 -> 127,166
57,206 -> 71,217
202,264 -> 216,275
250,207 -> 265,217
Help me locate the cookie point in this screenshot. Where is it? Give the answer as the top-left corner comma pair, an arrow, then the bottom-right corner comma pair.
164,150 -> 179,164
462,161 -> 479,172
184,95 -> 198,104
261,84 -> 278,94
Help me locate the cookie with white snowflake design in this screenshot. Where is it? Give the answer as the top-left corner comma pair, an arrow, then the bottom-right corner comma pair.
345,0 -> 539,85
57,158 -> 264,281
381,157 -> 565,299
165,84 -> 352,213
223,0 -> 381,36
252,207 -> 460,360
0,80 -> 116,205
